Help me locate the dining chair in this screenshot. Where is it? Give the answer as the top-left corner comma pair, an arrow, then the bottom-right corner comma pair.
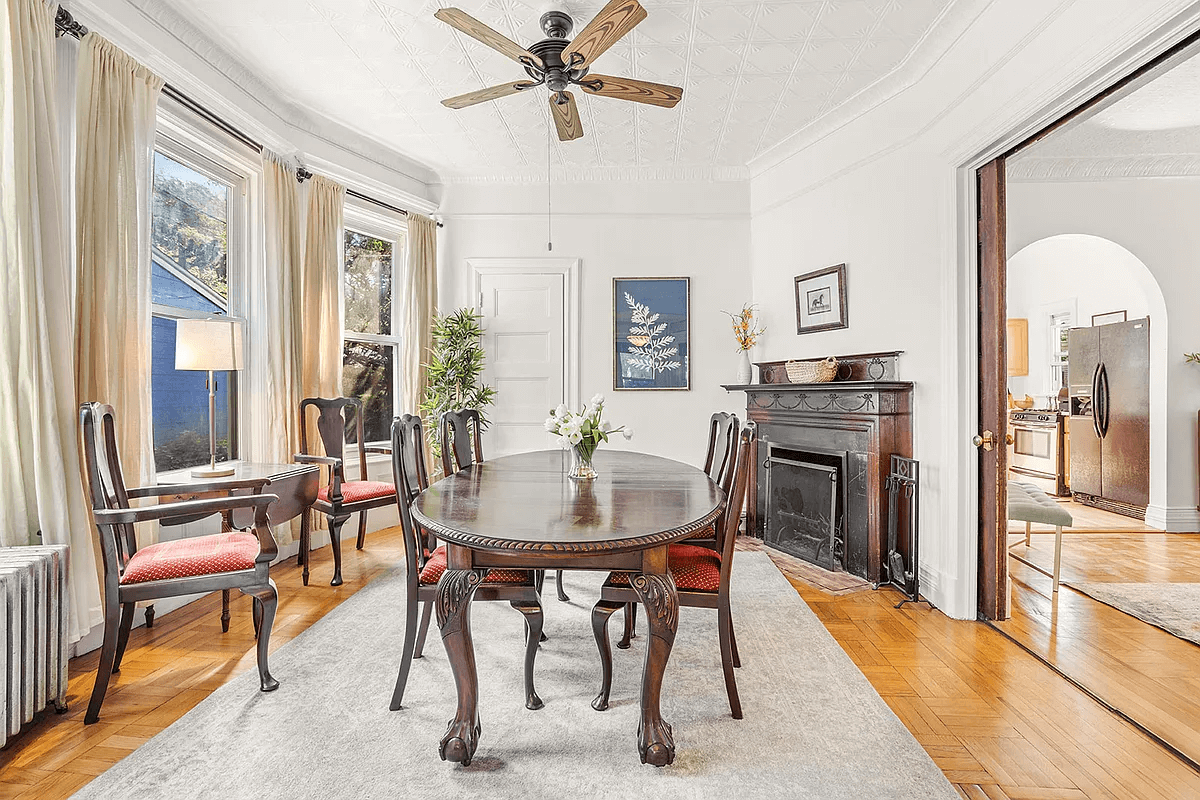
591,423 -> 756,719
296,397 -> 397,586
389,414 -> 547,712
440,408 -> 570,603
79,402 -> 281,724
618,411 -> 741,648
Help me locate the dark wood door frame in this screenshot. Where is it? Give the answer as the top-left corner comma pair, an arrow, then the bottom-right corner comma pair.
974,26 -> 1200,621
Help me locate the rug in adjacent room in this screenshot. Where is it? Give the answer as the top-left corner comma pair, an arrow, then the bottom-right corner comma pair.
1068,582 -> 1200,646
72,552 -> 957,800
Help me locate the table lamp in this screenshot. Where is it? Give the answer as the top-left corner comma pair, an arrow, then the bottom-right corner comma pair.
175,316 -> 244,478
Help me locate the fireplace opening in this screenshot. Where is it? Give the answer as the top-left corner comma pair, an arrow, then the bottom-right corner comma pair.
764,445 -> 848,572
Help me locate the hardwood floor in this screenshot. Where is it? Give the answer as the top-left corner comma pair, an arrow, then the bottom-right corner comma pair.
996,532 -> 1200,772
2,529 -> 1198,799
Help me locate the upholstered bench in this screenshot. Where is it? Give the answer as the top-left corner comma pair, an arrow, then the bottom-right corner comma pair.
1007,481 -> 1073,592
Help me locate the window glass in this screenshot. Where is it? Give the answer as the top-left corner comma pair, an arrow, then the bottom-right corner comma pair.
152,151 -> 228,299
150,148 -> 238,471
344,230 -> 393,336
342,340 -> 394,443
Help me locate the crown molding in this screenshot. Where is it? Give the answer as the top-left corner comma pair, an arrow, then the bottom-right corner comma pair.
439,165 -> 751,185
71,0 -> 439,192
1008,154 -> 1200,180
748,0 -> 996,178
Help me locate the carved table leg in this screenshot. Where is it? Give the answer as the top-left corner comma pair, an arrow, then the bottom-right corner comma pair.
631,572 -> 679,767
437,568 -> 485,766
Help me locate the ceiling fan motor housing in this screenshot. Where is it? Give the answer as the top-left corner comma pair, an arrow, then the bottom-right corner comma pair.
529,14 -> 582,96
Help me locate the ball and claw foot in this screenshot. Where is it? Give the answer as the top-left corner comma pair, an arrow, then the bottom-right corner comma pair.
440,717 -> 482,766
639,717 -> 675,766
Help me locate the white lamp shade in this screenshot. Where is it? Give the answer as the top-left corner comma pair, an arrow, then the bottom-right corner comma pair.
175,317 -> 245,371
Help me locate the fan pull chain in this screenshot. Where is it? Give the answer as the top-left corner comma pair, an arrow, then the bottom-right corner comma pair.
547,118 -> 553,252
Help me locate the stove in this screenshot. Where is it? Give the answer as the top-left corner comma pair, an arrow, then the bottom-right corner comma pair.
1008,410 -> 1068,496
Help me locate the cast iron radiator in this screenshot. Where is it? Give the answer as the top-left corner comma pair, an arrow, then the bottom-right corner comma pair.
0,545 -> 70,747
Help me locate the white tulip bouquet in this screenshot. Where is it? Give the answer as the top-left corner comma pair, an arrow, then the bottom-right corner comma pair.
544,394 -> 632,479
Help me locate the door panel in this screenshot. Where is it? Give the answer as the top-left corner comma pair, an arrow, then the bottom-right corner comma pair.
977,158 -> 1008,621
479,273 -> 566,458
1099,318 -> 1150,507
1068,416 -> 1102,497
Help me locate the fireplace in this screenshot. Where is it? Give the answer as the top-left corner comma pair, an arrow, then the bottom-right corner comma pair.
764,445 -> 848,572
724,351 -> 914,583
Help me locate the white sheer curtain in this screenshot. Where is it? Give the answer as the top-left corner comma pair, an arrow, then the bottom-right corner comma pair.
0,0 -> 101,642
301,175 -> 345,403
252,151 -> 304,544
73,33 -> 164,545
402,213 -> 439,416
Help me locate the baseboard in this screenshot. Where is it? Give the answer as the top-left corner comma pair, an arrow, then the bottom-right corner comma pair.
1144,505 -> 1200,532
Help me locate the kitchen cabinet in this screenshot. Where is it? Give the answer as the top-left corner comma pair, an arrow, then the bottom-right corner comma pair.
1007,318 -> 1029,377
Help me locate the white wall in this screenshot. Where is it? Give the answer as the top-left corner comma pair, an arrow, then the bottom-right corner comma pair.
1006,234 -> 1153,402
439,180 -> 750,466
747,0 -> 1200,618
1008,182 -> 1200,528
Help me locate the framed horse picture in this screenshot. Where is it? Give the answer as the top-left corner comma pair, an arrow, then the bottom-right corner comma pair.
795,264 -> 848,335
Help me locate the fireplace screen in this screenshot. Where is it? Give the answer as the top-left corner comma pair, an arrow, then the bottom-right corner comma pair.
764,447 -> 845,571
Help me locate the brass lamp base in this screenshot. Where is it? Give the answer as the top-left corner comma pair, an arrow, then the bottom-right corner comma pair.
191,465 -> 236,478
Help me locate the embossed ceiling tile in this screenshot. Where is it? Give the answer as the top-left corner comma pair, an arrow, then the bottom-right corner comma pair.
633,5 -> 694,45
818,0 -> 883,39
753,2 -> 823,41
588,46 -> 634,77
690,43 -> 744,76
631,45 -> 688,80
744,42 -> 804,75
876,1 -> 946,39
737,74 -> 787,105
852,37 -> 914,73
694,3 -> 758,42
800,37 -> 859,73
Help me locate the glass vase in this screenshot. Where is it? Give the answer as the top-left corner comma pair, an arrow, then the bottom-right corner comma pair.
569,444 -> 598,480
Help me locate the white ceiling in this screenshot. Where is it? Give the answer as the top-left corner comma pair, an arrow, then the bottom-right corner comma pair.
1009,50 -> 1200,181
159,0 -> 961,179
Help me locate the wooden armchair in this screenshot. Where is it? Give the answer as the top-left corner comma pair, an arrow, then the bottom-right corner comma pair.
619,411 -> 740,648
440,409 -> 570,603
79,402 -> 281,724
296,397 -> 397,586
591,423 -> 756,719
389,414 -> 546,712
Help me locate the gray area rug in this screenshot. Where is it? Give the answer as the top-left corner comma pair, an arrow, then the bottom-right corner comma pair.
1068,582 -> 1200,646
73,552 -> 956,799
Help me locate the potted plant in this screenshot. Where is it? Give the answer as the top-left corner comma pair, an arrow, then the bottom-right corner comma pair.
419,308 -> 497,469
723,303 -> 765,384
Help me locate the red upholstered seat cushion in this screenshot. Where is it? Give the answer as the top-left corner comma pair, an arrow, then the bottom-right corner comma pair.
120,532 -> 259,585
683,523 -> 717,541
419,546 -> 531,586
608,543 -> 723,593
317,480 -> 396,504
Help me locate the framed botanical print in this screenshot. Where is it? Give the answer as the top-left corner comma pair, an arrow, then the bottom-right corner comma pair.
613,277 -> 690,391
795,264 -> 848,335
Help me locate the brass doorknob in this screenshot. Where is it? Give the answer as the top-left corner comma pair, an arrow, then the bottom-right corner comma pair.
972,430 -> 995,451
1005,433 -> 1014,445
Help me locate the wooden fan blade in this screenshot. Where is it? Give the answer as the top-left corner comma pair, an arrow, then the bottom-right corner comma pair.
442,81 -> 531,109
579,74 -> 682,108
550,92 -> 584,141
562,0 -> 647,70
434,8 -> 543,69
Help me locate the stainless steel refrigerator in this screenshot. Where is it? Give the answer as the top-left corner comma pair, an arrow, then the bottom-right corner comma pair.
1067,317 -> 1150,512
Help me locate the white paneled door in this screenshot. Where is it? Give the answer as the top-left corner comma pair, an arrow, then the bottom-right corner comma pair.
478,271 -> 567,457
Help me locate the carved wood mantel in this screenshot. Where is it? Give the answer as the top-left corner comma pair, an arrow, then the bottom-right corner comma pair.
723,375 -> 913,583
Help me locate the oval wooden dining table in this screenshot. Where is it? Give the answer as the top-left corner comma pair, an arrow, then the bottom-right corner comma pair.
411,449 -> 725,767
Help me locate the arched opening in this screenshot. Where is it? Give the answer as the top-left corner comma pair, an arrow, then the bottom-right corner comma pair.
1006,233 -> 1168,522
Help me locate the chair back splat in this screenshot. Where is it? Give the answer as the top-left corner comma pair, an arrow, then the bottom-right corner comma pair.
80,403 -> 139,576
441,408 -> 484,475
390,415 -> 435,576
703,412 -> 740,487
300,397 -> 367,482
718,423 -> 757,589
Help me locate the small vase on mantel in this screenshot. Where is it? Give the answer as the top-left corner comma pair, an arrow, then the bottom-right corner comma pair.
735,350 -> 754,384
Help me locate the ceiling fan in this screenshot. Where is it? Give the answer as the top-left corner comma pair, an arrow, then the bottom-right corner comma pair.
435,0 -> 683,142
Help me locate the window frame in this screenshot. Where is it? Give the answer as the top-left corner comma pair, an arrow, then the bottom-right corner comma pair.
341,199 -> 408,445
150,131 -> 249,473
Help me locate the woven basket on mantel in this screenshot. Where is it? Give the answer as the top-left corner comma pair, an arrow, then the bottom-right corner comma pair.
785,357 -> 839,383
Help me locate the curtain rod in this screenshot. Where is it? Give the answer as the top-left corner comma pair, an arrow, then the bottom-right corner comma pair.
55,6 -> 442,230
296,168 -> 443,228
